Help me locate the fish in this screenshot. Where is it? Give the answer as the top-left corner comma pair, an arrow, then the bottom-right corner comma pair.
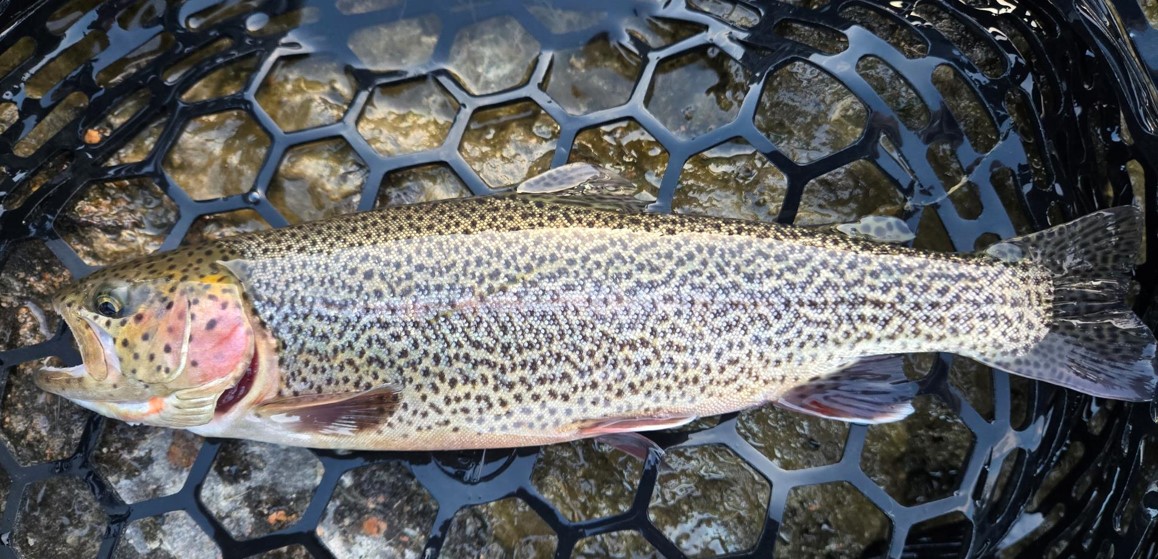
34,163 -> 1158,456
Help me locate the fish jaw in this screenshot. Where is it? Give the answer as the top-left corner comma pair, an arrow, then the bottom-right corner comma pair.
35,312 -> 142,402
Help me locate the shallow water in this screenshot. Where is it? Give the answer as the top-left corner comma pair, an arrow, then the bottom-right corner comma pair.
0,0 -> 1154,557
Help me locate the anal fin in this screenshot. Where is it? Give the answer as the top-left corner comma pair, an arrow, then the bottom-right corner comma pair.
775,355 -> 917,424
576,415 -> 694,460
253,385 -> 401,436
594,433 -> 663,461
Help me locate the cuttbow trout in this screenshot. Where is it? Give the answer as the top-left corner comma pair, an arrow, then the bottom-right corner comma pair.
34,164 -> 1158,454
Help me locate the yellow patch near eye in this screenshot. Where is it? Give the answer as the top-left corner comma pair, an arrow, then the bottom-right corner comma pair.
199,274 -> 231,284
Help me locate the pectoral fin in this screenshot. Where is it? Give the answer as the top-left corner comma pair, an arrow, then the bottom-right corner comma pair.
775,355 -> 917,424
253,385 -> 402,436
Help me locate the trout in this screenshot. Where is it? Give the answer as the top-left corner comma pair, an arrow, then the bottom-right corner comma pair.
34,164 -> 1158,453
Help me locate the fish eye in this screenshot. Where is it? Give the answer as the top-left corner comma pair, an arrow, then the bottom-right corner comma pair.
94,292 -> 125,318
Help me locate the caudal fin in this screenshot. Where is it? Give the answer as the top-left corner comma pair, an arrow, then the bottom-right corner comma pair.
981,207 -> 1157,401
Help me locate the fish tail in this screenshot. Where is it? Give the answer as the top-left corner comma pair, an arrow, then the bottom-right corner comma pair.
981,206 -> 1157,401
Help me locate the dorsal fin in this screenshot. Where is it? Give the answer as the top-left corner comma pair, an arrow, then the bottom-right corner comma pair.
516,163 -> 656,213
833,215 -> 915,244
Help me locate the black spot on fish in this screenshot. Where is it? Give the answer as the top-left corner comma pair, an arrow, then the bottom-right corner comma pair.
141,333 -> 151,342
205,319 -> 218,331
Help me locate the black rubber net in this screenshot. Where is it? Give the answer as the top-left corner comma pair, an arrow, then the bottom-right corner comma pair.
0,0 -> 1157,557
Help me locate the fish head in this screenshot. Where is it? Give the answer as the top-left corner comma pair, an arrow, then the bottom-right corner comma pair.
35,252 -> 260,427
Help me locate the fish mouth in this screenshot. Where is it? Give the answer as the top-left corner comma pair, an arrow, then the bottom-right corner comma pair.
33,362 -> 91,397
34,309 -> 124,399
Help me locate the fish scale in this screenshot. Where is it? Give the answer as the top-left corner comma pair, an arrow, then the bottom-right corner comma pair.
36,173 -> 1155,451
211,194 -> 1048,449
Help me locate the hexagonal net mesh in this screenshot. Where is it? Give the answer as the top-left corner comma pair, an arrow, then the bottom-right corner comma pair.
0,0 -> 1156,557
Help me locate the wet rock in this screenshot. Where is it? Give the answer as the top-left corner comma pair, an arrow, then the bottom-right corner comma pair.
0,101 -> 16,135
164,38 -> 232,83
182,209 -> 271,245
861,395 -> 975,506
201,441 -> 322,539
442,497 -> 557,558
912,206 -> 956,252
56,178 -> 179,267
755,60 -> 867,164
448,16 -> 540,95
14,476 -> 106,559
254,544 -> 312,558
94,422 -> 201,503
646,47 -> 750,139
776,482 -> 890,558
257,54 -> 356,132
626,16 -> 704,49
673,139 -> 787,222
798,159 -> 905,225
318,461 -> 436,559
687,0 -> 760,29
839,5 -> 928,58
926,141 -> 983,220
647,445 -> 770,557
13,92 -> 89,158
336,0 -> 401,15
269,138 -> 367,224
94,89 -> 151,138
0,36 -> 34,80
931,65 -> 998,153
106,116 -> 165,167
348,15 -> 441,72
376,164 -> 472,207
459,101 -> 558,188
1,361 -> 90,466
357,77 -> 459,157
949,357 -> 995,421
25,32 -> 104,99
568,119 -> 667,194
181,55 -> 260,103
573,530 -> 661,559
531,439 -> 641,522
544,34 -> 642,115
526,5 -> 605,34
775,20 -> 848,54
163,110 -> 271,201
114,511 -> 220,559
0,242 -> 70,352
913,4 -> 1005,79
738,406 -> 849,470
856,56 -> 930,130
